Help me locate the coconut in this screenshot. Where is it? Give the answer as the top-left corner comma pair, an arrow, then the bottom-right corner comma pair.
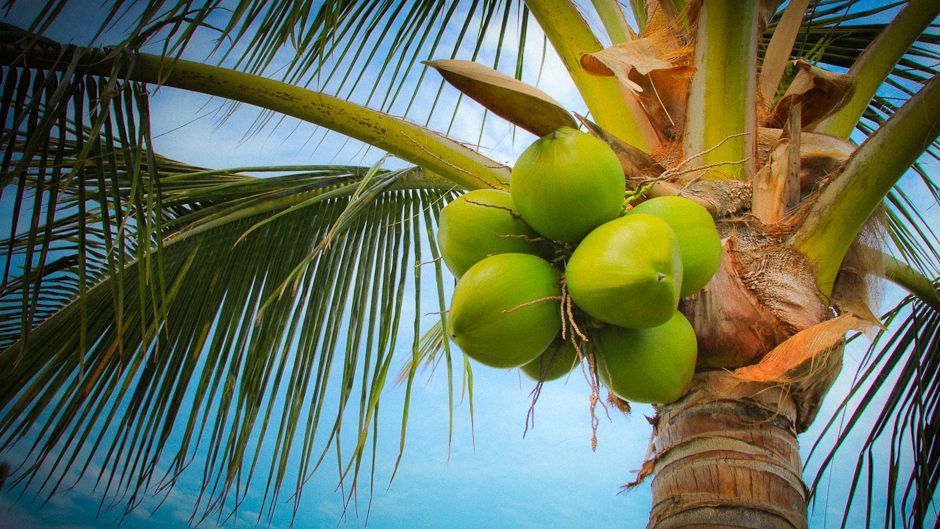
448,253 -> 562,368
510,127 -> 625,243
520,339 -> 580,381
437,189 -> 544,277
595,312 -> 697,403
629,196 -> 721,297
566,214 -> 683,328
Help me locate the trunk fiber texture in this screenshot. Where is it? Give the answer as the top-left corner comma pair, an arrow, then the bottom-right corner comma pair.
647,372 -> 807,529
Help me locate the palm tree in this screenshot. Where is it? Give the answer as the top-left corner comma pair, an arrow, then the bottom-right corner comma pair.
0,0 -> 938,527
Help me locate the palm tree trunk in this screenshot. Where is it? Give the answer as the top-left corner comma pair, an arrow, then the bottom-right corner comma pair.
647,371 -> 808,529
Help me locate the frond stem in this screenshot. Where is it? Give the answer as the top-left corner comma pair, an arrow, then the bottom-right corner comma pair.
812,0 -> 940,138
525,0 -> 660,151
682,0 -> 759,181
0,34 -> 509,192
860,247 -> 940,313
793,72 -> 940,295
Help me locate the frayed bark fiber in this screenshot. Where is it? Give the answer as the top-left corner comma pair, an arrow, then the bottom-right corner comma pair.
684,233 -> 828,368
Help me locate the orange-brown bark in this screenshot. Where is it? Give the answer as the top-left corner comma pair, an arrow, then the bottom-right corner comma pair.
647,372 -> 807,529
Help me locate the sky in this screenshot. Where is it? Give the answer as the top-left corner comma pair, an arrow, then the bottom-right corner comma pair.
0,1 -> 937,528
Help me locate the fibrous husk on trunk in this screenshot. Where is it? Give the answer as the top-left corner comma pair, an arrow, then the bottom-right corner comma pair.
675,179 -> 752,218
831,213 -> 889,334
756,127 -> 856,194
637,0 -> 702,35
753,103 -> 802,224
752,124 -> 858,229
646,371 -> 808,529
734,315 -> 863,430
683,225 -> 829,368
579,116 -> 752,218
642,313 -> 863,526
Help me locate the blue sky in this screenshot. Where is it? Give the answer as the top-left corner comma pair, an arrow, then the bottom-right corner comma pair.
0,1 -> 936,528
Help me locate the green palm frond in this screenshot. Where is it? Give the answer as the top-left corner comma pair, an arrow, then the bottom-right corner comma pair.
0,20 -> 481,522
855,94 -> 940,282
0,154 -> 461,521
769,0 -> 939,134
774,1 -> 940,293
884,191 -> 940,279
806,287 -> 940,529
0,46 -> 332,350
0,36 -> 465,516
18,0 -> 538,145
0,48 -> 163,363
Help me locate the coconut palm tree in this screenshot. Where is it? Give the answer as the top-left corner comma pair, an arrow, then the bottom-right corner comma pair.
0,0 -> 938,527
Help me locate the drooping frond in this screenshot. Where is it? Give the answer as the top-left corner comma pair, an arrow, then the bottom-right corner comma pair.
0,38 -> 379,352
13,0 -> 542,146
0,24 -> 511,192
806,287 -> 940,529
0,20 -> 487,524
0,154 -> 462,522
0,40 -> 162,358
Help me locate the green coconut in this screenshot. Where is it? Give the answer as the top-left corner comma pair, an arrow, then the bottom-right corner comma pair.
629,196 -> 721,297
448,253 -> 562,368
566,214 -> 682,328
510,127 -> 625,243
595,312 -> 697,403
437,189 -> 544,277
520,339 -> 580,381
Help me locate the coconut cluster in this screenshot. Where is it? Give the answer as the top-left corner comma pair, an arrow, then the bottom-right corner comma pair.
438,127 -> 721,404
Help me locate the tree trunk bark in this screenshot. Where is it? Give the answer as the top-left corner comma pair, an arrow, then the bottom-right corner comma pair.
646,371 -> 808,529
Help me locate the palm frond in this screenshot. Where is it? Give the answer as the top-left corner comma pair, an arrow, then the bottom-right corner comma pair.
0,48 -> 338,350
0,40 -> 163,365
0,154 -> 461,522
0,24 -> 511,191
15,0 -> 541,149
766,0 -> 939,144
0,20 -> 480,523
806,286 -> 940,529
769,1 -> 940,294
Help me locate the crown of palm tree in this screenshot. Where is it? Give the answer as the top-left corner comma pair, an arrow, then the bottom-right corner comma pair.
0,1 -> 938,527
